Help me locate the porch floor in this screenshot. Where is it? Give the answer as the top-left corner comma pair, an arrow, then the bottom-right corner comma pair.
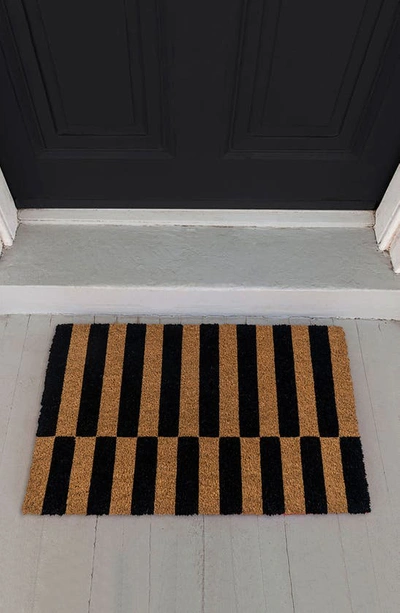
0,314 -> 399,613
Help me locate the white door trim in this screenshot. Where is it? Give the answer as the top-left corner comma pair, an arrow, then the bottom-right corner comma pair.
18,207 -> 374,228
375,164 -> 400,272
375,164 -> 400,248
388,231 -> 400,273
0,166 -> 18,249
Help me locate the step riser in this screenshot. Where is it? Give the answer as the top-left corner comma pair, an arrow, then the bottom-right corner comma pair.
1,287 -> 399,319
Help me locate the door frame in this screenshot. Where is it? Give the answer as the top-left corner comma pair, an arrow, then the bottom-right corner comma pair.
0,166 -> 17,253
374,164 -> 400,272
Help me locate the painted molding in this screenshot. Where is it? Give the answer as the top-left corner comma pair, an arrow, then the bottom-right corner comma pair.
18,208 -> 374,228
375,164 -> 400,250
0,286 -> 399,319
0,167 -> 18,247
389,231 -> 400,273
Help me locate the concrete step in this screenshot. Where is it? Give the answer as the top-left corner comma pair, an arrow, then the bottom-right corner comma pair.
0,223 -> 399,318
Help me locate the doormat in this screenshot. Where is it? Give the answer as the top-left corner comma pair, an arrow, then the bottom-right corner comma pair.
23,323 -> 370,516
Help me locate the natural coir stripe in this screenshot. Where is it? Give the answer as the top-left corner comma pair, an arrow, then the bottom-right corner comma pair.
109,437 -> 137,514
256,326 -> 279,437
97,324 -> 127,436
179,325 -> 200,436
291,326 -> 319,437
219,325 -> 240,437
23,323 -> 371,515
66,437 -> 96,514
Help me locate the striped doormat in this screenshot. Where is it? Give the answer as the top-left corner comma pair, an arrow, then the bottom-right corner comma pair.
23,323 -> 370,516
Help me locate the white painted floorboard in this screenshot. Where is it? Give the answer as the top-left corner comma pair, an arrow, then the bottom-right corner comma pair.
0,315 -> 399,613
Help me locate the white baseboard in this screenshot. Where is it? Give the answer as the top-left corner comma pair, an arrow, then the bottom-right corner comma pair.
1,286 -> 399,319
18,208 -> 374,228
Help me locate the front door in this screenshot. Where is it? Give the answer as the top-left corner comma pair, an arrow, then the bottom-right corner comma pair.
1,0 -> 400,209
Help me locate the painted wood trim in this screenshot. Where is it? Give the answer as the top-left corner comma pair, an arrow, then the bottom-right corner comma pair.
0,167 -> 18,247
1,286 -> 399,319
375,164 -> 400,251
18,208 -> 374,228
389,231 -> 400,273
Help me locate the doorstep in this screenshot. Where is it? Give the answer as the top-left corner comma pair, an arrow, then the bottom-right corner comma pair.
0,223 -> 399,318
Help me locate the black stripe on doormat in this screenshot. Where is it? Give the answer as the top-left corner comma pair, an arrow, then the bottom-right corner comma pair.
340,437 -> 371,514
237,325 -> 260,436
117,324 -> 146,437
87,437 -> 116,515
260,437 -> 285,515
159,325 -> 183,436
76,324 -> 109,436
273,326 -> 300,437
131,437 -> 158,515
42,436 -> 75,515
308,326 -> 339,436
199,325 -> 219,437
301,437 -> 327,514
175,437 -> 199,515
37,324 -> 73,436
219,437 -> 242,514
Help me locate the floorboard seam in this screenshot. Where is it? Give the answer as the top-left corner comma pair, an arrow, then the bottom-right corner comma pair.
257,518 -> 268,610
147,519 -> 152,613
229,521 -> 239,613
337,516 -> 354,613
365,520 -> 383,613
201,516 -> 205,613
355,322 -> 390,498
31,519 -> 45,613
284,519 -> 295,613
87,517 -> 98,613
0,315 -> 30,466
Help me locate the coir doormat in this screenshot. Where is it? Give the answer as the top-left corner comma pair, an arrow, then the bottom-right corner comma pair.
23,323 -> 370,516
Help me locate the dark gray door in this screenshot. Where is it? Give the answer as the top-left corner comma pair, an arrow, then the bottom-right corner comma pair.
0,0 -> 400,209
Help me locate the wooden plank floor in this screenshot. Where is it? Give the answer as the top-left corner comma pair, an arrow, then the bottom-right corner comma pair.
0,314 -> 399,613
